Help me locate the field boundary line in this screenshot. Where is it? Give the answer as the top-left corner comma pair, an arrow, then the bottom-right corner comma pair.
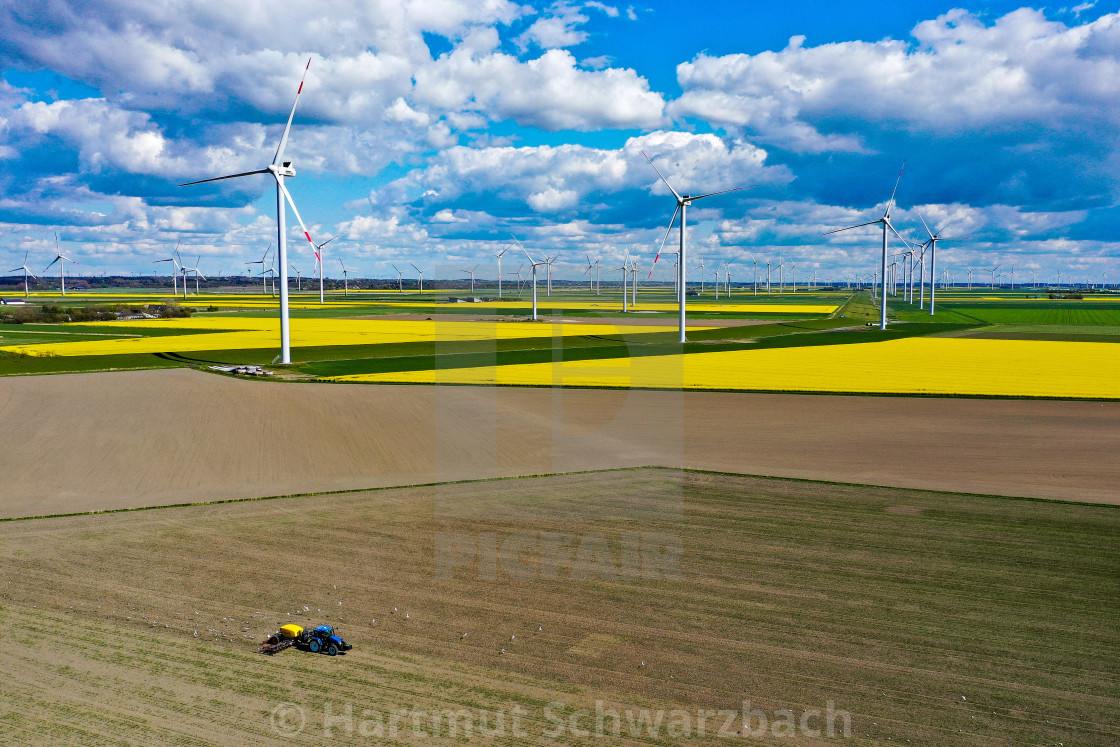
5,464 -> 1117,524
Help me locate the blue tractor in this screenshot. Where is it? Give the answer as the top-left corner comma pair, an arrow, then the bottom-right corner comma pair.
305,625 -> 352,656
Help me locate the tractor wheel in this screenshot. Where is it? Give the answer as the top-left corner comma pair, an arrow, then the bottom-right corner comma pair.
309,638 -> 321,653
267,636 -> 279,646
327,644 -> 338,656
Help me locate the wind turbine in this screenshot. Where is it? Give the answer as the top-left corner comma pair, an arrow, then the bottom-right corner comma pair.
917,213 -> 967,316
776,255 -> 784,294
544,255 -> 557,296
185,257 -> 205,295
180,58 -> 316,365
613,258 -> 629,313
823,163 -> 907,330
391,264 -> 404,293
512,236 -> 547,320
512,264 -> 525,298
460,264 -> 479,294
338,257 -> 354,297
10,251 -> 37,298
246,246 -> 272,296
643,152 -> 745,343
44,234 -> 78,297
990,264 -> 1000,290
583,255 -> 595,292
699,257 -> 706,294
293,265 -> 303,292
154,242 -> 182,296
312,233 -> 340,305
409,262 -> 426,293
627,251 -> 640,307
494,246 -> 509,298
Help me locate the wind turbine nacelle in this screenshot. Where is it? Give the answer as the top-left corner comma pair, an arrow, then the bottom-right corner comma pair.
271,162 -> 296,178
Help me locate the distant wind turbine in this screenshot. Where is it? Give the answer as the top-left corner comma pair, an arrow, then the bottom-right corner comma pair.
44,233 -> 78,297
10,251 -> 37,298
312,233 -> 340,305
409,262 -> 426,293
643,152 -> 746,343
512,235 -> 547,320
823,163 -> 907,330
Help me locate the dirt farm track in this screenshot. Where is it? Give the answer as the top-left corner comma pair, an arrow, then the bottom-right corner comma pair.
2,367 -> 1118,517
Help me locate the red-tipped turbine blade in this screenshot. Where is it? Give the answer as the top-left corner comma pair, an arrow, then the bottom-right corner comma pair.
274,58 -> 312,166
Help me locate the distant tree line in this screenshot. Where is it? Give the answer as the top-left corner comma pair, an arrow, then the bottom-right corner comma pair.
0,303 -> 193,324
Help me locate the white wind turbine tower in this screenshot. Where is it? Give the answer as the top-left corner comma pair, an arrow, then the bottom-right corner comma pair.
545,255 -> 557,296
391,264 -> 404,293
512,237 -> 547,320
246,246 -> 272,296
10,251 -> 37,298
154,242 -> 182,296
583,255 -> 595,292
791,263 -> 797,293
699,256 -> 706,294
917,213 -> 967,316
460,264 -> 479,294
185,257 -> 206,295
312,233 -> 339,304
181,58 -> 317,365
627,251 -> 640,307
766,258 -> 773,293
44,234 -> 78,297
409,262 -> 426,293
338,257 -> 354,297
823,164 -> 907,330
511,264 -> 525,297
293,265 -> 302,292
643,152 -> 746,343
776,254 -> 785,294
494,246 -> 509,298
592,256 -> 601,294
613,257 -> 629,313
990,264 -> 1000,290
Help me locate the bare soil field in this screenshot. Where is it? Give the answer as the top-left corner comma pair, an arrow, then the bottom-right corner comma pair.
1,470 -> 1116,745
1,368 -> 1119,518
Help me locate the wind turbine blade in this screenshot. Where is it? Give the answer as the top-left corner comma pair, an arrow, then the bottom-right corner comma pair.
822,220 -> 880,236
179,169 -> 270,187
689,185 -> 750,201
648,204 -> 681,279
888,224 -> 916,249
934,219 -> 957,237
277,180 -> 314,247
884,160 -> 905,216
916,211 -> 935,240
44,256 -> 60,270
274,57 -> 312,166
409,262 -> 420,273
641,152 -> 682,202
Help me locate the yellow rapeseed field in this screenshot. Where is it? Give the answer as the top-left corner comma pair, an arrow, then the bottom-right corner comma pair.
0,318 -> 687,357
328,337 -> 1120,399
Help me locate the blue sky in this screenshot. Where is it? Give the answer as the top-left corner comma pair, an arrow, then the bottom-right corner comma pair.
1,0 -> 1118,284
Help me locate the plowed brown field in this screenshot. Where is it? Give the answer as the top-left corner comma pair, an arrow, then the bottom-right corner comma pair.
1,368 -> 1118,519
1,470 -> 1116,745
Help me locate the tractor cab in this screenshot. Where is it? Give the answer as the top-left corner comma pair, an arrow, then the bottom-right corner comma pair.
306,625 -> 352,655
